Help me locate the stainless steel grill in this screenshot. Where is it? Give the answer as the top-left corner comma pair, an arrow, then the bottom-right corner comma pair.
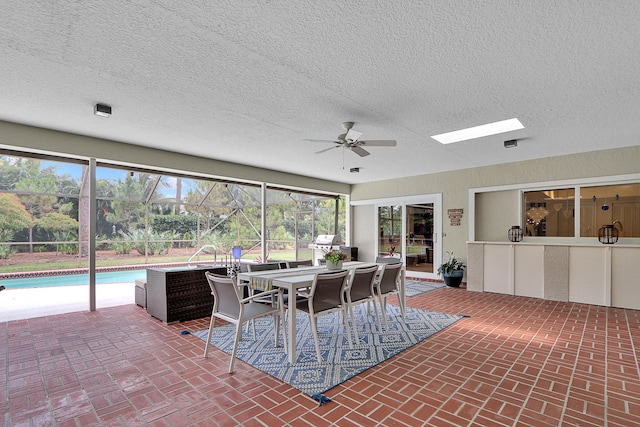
308,235 -> 353,264
313,234 -> 343,247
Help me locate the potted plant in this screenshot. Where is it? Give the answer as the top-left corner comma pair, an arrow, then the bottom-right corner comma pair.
324,249 -> 347,270
437,251 -> 465,287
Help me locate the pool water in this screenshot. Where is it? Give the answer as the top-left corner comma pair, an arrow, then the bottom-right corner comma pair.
0,269 -> 147,290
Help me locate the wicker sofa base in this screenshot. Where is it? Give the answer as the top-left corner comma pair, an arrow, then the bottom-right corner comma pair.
145,266 -> 227,323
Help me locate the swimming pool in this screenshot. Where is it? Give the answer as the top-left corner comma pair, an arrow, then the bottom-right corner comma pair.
0,269 -> 147,290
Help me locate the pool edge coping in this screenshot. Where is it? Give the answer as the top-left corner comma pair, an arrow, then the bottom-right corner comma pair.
0,261 -> 215,280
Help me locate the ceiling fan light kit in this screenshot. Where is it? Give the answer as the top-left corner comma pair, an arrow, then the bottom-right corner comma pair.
305,121 -> 397,157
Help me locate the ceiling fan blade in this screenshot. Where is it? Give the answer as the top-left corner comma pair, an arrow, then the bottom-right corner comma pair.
315,146 -> 339,154
304,139 -> 337,144
345,128 -> 362,142
360,139 -> 397,146
350,146 -> 370,157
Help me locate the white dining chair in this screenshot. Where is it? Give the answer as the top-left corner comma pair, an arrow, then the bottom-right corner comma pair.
285,269 -> 352,362
245,261 -> 282,298
285,259 -> 313,268
345,265 -> 380,342
374,261 -> 404,330
203,272 -> 286,373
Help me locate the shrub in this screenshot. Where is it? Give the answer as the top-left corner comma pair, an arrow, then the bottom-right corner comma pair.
0,244 -> 15,260
111,240 -> 134,255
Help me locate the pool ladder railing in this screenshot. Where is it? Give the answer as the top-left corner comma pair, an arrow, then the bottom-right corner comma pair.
188,245 -> 217,267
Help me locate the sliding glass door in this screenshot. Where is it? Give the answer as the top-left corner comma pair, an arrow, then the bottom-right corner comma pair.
376,195 -> 441,279
405,203 -> 434,274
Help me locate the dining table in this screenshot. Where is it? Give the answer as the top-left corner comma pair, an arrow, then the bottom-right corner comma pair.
236,261 -> 406,363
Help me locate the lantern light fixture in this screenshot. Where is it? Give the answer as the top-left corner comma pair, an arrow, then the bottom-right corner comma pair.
508,225 -> 523,242
598,224 -> 618,244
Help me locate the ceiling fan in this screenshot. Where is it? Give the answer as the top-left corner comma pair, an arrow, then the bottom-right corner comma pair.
304,122 -> 397,157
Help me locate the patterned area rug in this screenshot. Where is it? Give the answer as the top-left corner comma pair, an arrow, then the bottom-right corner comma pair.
192,304 -> 462,399
405,279 -> 446,296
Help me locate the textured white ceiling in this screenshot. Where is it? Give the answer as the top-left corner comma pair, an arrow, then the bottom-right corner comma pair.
1,1 -> 639,184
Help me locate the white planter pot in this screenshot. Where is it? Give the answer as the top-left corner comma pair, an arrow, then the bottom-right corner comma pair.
326,260 -> 343,270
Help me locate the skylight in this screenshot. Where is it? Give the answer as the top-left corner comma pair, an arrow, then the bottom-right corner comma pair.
431,118 -> 524,144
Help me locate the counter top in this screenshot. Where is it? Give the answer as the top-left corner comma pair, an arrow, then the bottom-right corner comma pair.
468,240 -> 640,248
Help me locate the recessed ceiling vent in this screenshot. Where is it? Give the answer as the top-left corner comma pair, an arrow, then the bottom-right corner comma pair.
94,103 -> 112,117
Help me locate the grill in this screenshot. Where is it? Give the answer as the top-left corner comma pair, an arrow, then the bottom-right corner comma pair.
313,234 -> 343,247
308,235 -> 354,264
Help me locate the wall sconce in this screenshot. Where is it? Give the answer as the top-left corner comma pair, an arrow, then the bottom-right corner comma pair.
508,225 -> 523,242
598,224 -> 618,244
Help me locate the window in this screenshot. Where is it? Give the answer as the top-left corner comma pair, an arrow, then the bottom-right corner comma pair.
378,205 -> 402,254
523,188 -> 575,237
1,152 -> 347,274
266,187 -> 345,262
580,183 -> 640,238
523,184 -> 640,239
0,155 -> 84,267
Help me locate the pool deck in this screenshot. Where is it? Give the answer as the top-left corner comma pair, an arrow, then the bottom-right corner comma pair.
0,282 -> 134,322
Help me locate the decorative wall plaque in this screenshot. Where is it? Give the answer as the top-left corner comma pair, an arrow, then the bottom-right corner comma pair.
447,208 -> 463,226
